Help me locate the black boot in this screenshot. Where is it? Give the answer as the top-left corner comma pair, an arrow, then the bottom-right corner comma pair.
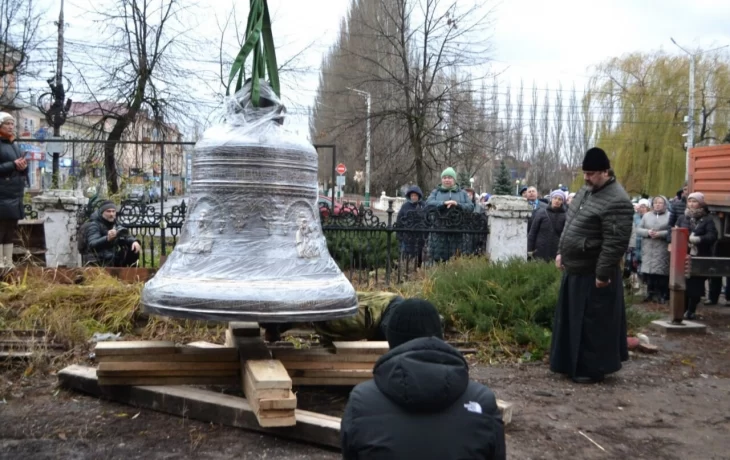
684,297 -> 700,320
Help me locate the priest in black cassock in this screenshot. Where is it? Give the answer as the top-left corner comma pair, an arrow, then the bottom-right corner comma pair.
550,148 -> 633,384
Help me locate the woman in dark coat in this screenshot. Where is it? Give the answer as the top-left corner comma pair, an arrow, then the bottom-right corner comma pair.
396,185 -> 426,261
0,113 -> 28,268
670,192 -> 718,319
528,190 -> 566,262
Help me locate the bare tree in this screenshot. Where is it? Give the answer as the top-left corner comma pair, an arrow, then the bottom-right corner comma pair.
310,0 -> 494,193
68,0 -> 200,194
0,0 -> 43,108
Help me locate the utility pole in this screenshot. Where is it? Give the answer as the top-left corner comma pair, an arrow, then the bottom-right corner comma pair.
47,0 -> 71,188
671,39 -> 729,181
347,87 -> 371,207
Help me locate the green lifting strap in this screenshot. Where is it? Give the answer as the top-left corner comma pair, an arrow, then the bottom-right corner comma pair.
227,0 -> 280,106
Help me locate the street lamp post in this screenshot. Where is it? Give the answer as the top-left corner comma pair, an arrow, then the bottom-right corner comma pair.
670,38 -> 729,181
347,87 -> 371,207
515,179 -> 520,196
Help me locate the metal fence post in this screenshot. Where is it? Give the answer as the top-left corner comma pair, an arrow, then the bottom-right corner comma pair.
385,200 -> 394,286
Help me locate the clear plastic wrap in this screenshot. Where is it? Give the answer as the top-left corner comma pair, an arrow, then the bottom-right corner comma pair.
141,81 -> 358,323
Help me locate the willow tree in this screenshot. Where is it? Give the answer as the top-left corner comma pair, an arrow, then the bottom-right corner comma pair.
588,51 -> 730,196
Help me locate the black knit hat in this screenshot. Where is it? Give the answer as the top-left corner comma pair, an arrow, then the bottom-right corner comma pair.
99,200 -> 117,213
582,147 -> 611,171
385,298 -> 443,349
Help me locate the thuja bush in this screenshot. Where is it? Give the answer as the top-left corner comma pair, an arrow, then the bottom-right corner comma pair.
401,256 -> 657,360
419,257 -> 559,359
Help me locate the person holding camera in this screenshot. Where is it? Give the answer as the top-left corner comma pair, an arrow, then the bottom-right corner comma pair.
81,201 -> 141,267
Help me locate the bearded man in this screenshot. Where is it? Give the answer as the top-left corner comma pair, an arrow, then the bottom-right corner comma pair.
550,147 -> 633,383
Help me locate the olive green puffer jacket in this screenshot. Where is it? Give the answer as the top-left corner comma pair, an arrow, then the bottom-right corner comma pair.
558,178 -> 634,281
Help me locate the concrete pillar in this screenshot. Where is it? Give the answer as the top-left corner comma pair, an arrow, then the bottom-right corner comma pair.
485,196 -> 533,262
32,190 -> 88,267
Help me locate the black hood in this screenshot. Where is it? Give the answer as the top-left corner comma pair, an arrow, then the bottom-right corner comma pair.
373,337 -> 469,412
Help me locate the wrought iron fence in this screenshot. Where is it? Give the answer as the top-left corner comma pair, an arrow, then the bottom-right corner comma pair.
73,198 -> 489,284
320,200 -> 489,285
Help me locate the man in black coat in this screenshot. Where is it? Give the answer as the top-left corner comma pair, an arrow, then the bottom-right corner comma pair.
0,113 -> 28,269
341,299 -> 506,459
668,181 -> 688,228
551,148 -> 633,384
82,201 -> 141,267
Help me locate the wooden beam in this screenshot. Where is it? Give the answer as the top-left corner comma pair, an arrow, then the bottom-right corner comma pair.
292,377 -> 369,386
98,361 -> 240,373
272,349 -> 380,363
98,348 -> 238,363
245,360 -> 292,390
56,365 -> 341,449
228,322 -> 261,338
98,375 -> 239,386
282,361 -> 375,371
332,341 -> 389,355
94,341 -> 177,357
288,369 -> 372,379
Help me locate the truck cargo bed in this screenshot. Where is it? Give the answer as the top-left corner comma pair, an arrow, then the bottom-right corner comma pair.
689,145 -> 730,210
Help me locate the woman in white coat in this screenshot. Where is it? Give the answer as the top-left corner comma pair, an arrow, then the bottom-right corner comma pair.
636,196 -> 671,303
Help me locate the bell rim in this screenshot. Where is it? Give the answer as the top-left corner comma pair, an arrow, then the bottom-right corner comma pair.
141,302 -> 359,324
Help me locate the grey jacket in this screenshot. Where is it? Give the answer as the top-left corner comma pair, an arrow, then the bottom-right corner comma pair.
636,207 -> 670,276
558,178 -> 634,281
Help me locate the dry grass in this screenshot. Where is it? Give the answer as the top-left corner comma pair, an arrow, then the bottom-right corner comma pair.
0,268 -> 225,366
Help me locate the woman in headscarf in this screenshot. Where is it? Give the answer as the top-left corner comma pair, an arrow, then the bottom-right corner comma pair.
669,192 -> 718,319
527,190 -> 566,262
636,196 -> 670,303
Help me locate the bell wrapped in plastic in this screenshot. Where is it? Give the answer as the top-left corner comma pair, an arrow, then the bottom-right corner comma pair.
141,81 -> 358,322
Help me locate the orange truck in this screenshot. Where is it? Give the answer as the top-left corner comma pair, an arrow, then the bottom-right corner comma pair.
688,144 -> 730,214
667,145 -> 730,323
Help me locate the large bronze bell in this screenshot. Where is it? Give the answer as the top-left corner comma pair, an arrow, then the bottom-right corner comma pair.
141,82 -> 358,323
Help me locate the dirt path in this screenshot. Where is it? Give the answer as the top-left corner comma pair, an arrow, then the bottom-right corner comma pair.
1,305 -> 729,459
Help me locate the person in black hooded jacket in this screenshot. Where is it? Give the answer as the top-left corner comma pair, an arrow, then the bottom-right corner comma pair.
396,185 -> 426,261
341,299 -> 506,460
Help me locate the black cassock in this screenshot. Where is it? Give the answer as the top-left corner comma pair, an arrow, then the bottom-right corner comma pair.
550,265 -> 628,378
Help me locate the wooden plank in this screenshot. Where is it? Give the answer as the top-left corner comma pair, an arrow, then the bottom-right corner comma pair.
245,360 -> 292,390
98,361 -> 241,373
57,365 -> 339,448
292,377 -> 368,386
242,369 -> 291,399
98,375 -> 239,386
97,369 -> 239,378
186,341 -> 225,349
282,361 -> 375,371
259,391 -> 297,410
288,369 -> 372,379
95,341 -> 177,357
272,350 -> 380,363
243,370 -> 296,427
228,322 -> 261,338
333,341 -> 389,355
98,349 -> 238,363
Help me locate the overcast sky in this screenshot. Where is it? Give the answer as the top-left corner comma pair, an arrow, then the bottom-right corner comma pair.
30,0 -> 730,139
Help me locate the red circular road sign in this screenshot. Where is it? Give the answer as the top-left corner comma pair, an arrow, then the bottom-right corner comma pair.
336,163 -> 347,175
